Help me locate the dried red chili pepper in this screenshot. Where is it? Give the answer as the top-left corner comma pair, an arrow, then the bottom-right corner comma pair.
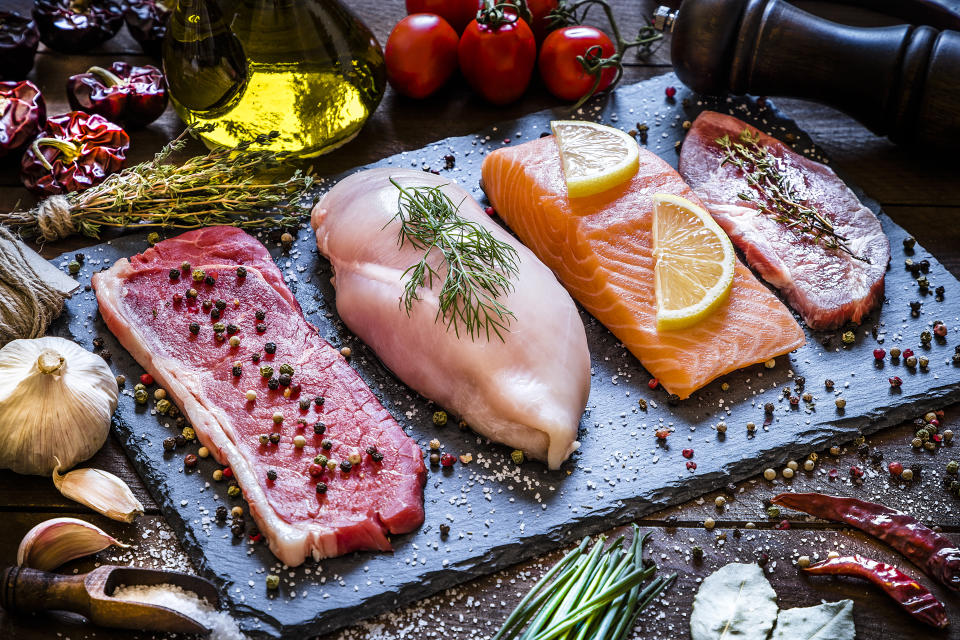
803,555 -> 948,629
0,11 -> 40,80
124,0 -> 170,58
32,0 -> 124,53
773,492 -> 960,592
0,80 -> 46,158
67,62 -> 167,127
20,111 -> 129,196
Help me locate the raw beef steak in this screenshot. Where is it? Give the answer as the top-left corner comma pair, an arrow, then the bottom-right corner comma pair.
93,227 -> 426,566
678,111 -> 890,330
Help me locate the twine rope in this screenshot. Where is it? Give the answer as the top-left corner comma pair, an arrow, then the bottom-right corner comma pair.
0,226 -> 67,347
36,195 -> 75,242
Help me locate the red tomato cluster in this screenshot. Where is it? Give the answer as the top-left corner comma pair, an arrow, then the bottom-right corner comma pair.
386,0 -> 618,105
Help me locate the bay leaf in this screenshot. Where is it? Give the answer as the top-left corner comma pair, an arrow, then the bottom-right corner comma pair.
771,599 -> 855,640
690,562 -> 779,640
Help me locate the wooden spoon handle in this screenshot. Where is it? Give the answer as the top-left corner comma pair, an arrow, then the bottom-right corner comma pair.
0,566 -> 91,616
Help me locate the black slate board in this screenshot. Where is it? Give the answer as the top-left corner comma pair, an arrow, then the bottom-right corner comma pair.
48,72 -> 960,637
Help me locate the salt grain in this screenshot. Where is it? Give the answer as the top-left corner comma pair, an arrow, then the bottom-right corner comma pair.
112,583 -> 245,639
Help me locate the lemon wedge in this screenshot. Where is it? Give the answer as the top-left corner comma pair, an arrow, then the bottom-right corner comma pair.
551,120 -> 639,198
652,193 -> 736,331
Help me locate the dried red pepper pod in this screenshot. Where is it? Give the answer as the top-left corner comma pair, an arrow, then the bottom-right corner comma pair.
67,62 -> 168,127
124,0 -> 170,58
0,80 -> 46,158
32,0 -> 124,54
20,111 -> 129,196
803,555 -> 949,629
773,492 -> 960,592
0,11 -> 40,80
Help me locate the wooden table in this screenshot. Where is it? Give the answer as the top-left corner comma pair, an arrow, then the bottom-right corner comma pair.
2,1 -> 959,638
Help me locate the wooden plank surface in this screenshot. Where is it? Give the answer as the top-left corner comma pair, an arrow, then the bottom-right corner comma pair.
1,1 -> 959,639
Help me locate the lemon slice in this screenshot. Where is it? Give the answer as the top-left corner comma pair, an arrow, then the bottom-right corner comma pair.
551,120 -> 639,198
652,193 -> 736,331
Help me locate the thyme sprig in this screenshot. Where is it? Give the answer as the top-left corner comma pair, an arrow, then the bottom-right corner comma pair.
717,129 -> 868,262
2,129 -> 314,241
388,179 -> 520,342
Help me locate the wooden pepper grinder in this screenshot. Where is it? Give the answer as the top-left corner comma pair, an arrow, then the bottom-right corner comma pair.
653,0 -> 960,148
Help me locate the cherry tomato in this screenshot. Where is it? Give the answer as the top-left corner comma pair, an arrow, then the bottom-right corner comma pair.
405,0 -> 480,34
525,0 -> 559,41
458,11 -> 536,105
386,14 -> 460,99
538,25 -> 617,102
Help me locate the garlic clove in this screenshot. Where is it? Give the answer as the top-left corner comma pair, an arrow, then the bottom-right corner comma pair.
53,458 -> 145,523
17,517 -> 130,571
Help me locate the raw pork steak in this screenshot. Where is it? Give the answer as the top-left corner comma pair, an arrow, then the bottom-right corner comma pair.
93,227 -> 426,566
678,111 -> 890,330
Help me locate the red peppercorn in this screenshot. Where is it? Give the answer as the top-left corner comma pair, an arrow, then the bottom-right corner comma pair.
682,448 -> 694,459
850,465 -> 864,478
222,467 -> 233,478
484,206 -> 495,216
873,348 -> 886,360
888,461 -> 903,475
308,463 -> 324,478
930,419 -> 940,428
935,323 -> 948,337
503,138 -> 510,144
776,520 -> 790,530
665,86 -> 677,98
440,452 -> 456,467
184,453 -> 198,468
789,395 -> 800,406
648,378 -> 659,390
828,468 -> 839,479
173,293 -> 183,303
249,533 -> 262,542
140,373 -> 154,385
902,349 -> 915,359
655,428 -> 670,439
936,410 -> 945,418
685,461 -> 697,470
889,376 -> 903,388
933,434 -> 943,443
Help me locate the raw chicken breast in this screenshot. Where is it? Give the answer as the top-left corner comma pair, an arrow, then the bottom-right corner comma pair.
311,168 -> 590,469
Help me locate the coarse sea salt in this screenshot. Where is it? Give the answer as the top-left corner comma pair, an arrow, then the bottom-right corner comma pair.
112,583 -> 244,640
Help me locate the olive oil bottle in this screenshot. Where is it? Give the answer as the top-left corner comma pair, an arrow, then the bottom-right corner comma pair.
164,0 -> 385,158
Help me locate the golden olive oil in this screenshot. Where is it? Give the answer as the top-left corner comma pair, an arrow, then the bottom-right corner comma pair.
164,0 -> 385,158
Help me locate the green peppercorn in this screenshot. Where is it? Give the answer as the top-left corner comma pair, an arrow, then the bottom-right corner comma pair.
917,429 -> 931,441
912,437 -> 923,448
259,365 -> 274,379
156,399 -> 171,414
192,269 -> 205,282
267,469 -> 277,481
213,322 -> 226,333
134,389 -> 148,404
265,574 -> 279,590
433,411 -> 448,427
314,454 -> 328,466
691,546 -> 704,562
147,231 -> 161,246
227,485 -> 241,498
279,363 -> 294,376
182,426 -> 196,440
766,505 -> 780,518
841,331 -> 855,345
511,449 -> 524,464
948,461 -> 959,475
918,276 -> 930,290
920,330 -> 932,344
67,260 -> 81,275
135,383 -> 146,392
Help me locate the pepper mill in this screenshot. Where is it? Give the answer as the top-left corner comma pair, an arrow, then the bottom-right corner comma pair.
653,0 -> 960,148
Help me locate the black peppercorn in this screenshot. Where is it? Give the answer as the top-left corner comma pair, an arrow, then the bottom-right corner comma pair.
255,310 -> 266,321
189,322 -> 200,335
205,275 -> 216,286
269,432 -> 280,444
232,365 -> 242,377
175,434 -> 187,447
163,436 -> 176,451
321,438 -> 333,449
215,299 -> 226,310
256,323 -> 267,333
289,383 -> 301,395
264,342 -> 277,354
299,398 -> 311,411
267,377 -> 279,390
226,324 -> 238,334
935,285 -> 945,300
919,259 -> 930,273
439,523 -> 450,537
314,422 -> 326,435
667,393 -> 680,406
266,469 -> 277,481
278,374 -> 291,387
202,300 -> 212,311
210,308 -> 221,320
169,268 -> 180,280
314,396 -> 325,407
215,505 -> 228,522
236,266 -> 246,278
371,451 -> 384,462
231,523 -> 244,537
366,446 -> 377,455
764,402 -> 775,413
316,482 -> 327,494
252,353 -> 261,363
340,460 -> 352,472
857,443 -> 869,457
903,236 -> 916,250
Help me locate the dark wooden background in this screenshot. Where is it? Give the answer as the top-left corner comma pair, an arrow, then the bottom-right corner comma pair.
1,1 -> 959,638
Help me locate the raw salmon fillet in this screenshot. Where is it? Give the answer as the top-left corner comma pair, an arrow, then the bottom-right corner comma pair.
678,111 -> 890,329
481,136 -> 805,399
93,227 -> 426,566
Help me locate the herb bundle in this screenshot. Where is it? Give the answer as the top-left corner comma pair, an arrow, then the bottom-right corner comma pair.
493,526 -> 675,640
389,179 -> 520,342
716,129 -> 867,262
1,130 -> 314,242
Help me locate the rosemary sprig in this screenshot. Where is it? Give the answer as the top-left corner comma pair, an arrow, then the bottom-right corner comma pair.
492,525 -> 676,640
1,130 -> 314,241
389,179 -> 520,342
716,128 -> 868,262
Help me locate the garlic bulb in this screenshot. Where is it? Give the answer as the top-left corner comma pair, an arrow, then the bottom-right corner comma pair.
54,459 -> 144,523
0,337 -> 118,475
18,517 -> 129,571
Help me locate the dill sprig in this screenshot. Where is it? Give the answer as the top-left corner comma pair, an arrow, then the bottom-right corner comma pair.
2,129 -> 314,241
492,525 -> 676,640
716,128 -> 868,262
389,179 -> 520,342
